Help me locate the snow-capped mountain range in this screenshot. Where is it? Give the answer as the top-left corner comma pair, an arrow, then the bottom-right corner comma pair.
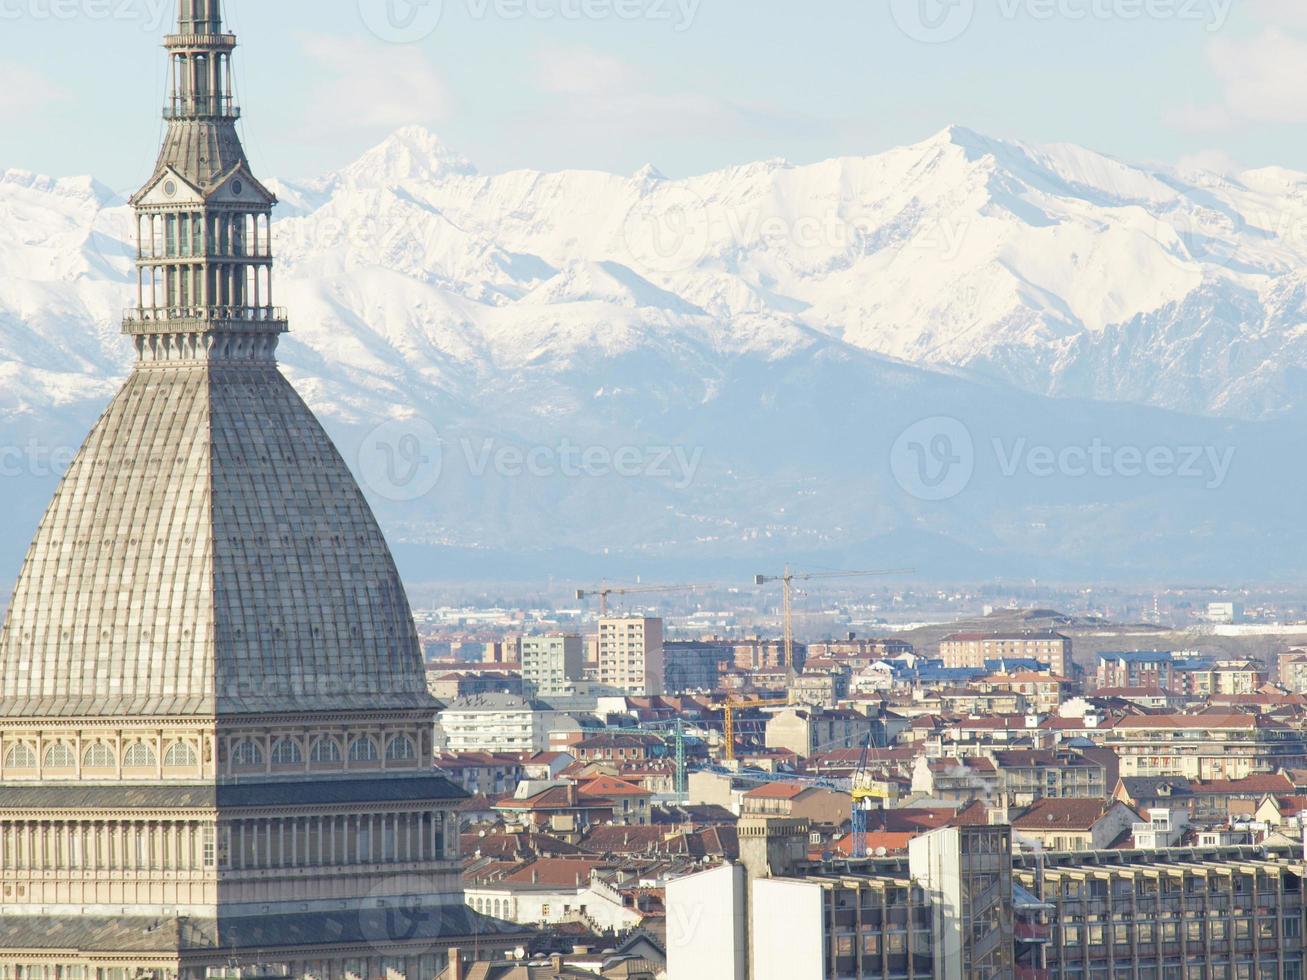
4,125 -> 1307,582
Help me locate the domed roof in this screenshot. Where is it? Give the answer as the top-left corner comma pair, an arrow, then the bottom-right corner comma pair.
0,361 -> 434,718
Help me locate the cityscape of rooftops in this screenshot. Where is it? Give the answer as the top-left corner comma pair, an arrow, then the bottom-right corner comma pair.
3,1 -> 1307,977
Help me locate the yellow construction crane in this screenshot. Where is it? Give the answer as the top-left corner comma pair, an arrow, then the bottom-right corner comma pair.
753,566 -> 913,669
575,582 -> 707,616
720,695 -> 790,763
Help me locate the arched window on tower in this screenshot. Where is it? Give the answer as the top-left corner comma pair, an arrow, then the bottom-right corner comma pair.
270,738 -> 304,767
164,742 -> 199,768
349,736 -> 380,764
386,735 -> 417,764
123,743 -> 158,768
310,737 -> 343,765
43,742 -> 76,769
3,744 -> 36,769
83,743 -> 116,770
231,740 -> 264,770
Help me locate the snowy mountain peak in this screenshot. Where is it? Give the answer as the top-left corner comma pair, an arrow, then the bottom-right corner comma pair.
339,126 -> 477,186
633,163 -> 666,182
1,168 -> 115,207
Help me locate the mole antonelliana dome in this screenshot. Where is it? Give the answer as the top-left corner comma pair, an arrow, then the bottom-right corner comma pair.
0,0 -> 432,720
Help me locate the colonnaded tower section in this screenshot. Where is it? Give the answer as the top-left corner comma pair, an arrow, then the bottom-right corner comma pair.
0,1 -> 524,974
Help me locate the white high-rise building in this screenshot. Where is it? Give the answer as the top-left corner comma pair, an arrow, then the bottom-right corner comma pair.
520,634 -> 585,698
598,616 -> 665,696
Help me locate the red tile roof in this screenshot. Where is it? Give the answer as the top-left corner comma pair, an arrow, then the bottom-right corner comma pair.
499,858 -> 607,888
1192,774 -> 1295,795
1115,712 -> 1261,730
1013,798 -> 1130,831
578,775 -> 654,798
742,782 -> 809,801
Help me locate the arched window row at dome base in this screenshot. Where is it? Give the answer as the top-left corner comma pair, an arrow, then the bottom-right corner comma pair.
218,724 -> 433,779
0,729 -> 210,781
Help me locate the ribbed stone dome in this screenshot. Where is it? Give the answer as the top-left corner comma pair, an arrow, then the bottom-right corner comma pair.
0,361 -> 434,718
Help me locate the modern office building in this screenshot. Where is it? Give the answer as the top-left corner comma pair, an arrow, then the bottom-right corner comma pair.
667,821 -> 1012,980
0,3 -> 524,974
667,818 -> 1307,980
1013,845 -> 1306,979
597,617 -> 665,696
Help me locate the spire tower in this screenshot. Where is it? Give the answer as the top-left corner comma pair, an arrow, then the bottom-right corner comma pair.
127,0 -> 283,365
0,3 -> 528,972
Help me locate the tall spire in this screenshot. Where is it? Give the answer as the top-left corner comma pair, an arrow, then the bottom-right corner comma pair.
125,0 -> 285,364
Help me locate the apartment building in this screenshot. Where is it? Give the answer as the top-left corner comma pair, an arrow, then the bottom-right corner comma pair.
663,640 -> 733,693
436,694 -> 565,754
1106,712 -> 1307,781
733,637 -> 807,672
765,707 -> 876,758
1184,660 -> 1271,696
520,634 -> 586,698
992,749 -> 1110,804
1096,651 -> 1175,691
940,630 -> 1072,675
979,671 -> 1075,714
598,617 -> 666,696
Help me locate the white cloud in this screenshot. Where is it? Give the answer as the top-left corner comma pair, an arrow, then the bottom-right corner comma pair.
532,44 -> 780,140
1172,28 -> 1307,131
537,46 -> 638,98
296,35 -> 453,138
1242,0 -> 1307,27
0,64 -> 68,121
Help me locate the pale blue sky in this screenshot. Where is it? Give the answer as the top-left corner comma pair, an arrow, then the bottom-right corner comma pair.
0,0 -> 1302,190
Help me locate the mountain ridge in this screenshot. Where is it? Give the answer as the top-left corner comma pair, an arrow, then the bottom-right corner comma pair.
4,126 -> 1307,581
